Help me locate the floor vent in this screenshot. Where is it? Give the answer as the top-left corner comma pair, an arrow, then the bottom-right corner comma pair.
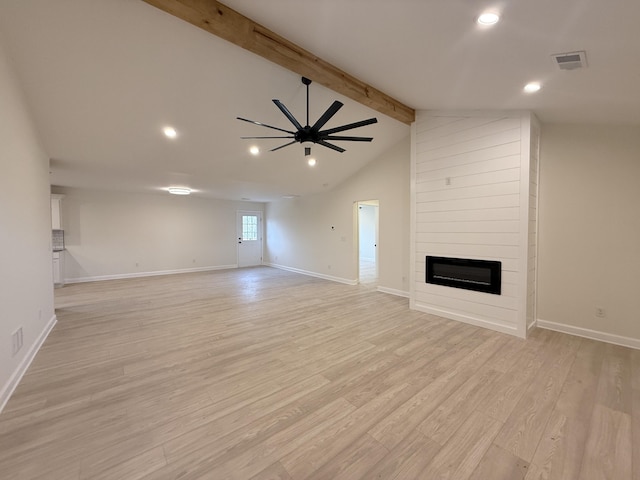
551,51 -> 587,70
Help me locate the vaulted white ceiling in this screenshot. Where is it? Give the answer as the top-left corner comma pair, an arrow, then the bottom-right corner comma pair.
1,0 -> 638,201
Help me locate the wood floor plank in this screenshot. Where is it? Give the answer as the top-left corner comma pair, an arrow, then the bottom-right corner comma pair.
578,404 -> 632,480
525,339 -> 604,480
81,445 -> 166,480
595,343 -> 633,414
303,433 -> 389,480
188,397 -> 357,480
420,409 -> 503,480
280,382 -> 416,479
418,365 -> 503,445
493,335 -> 579,462
362,428 -> 441,479
368,334 -> 507,451
0,267 -> 635,479
248,461 -> 292,480
524,410 -> 589,480
468,443 -> 529,480
162,374 -> 331,464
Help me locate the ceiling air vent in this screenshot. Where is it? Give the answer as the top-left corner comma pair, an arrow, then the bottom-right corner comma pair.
551,51 -> 587,70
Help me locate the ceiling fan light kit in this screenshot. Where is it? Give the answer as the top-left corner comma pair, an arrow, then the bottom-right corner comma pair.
238,77 -> 378,155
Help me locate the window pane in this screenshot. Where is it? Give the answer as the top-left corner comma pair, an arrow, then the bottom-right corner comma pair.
242,215 -> 258,241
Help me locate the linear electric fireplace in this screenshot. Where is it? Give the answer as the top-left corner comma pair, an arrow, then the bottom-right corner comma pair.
426,256 -> 501,295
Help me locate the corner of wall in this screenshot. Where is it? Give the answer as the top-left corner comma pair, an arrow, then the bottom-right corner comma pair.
0,315 -> 57,413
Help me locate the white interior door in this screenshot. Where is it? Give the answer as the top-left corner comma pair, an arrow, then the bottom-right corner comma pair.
237,211 -> 263,267
358,200 -> 379,283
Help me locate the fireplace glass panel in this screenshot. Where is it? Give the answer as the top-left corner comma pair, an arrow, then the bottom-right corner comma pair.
426,256 -> 501,295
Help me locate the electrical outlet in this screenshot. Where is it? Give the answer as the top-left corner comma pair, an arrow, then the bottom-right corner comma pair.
595,307 -> 606,318
12,327 -> 23,356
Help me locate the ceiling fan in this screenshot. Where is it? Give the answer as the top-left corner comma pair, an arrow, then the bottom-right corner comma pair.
237,76 -> 378,154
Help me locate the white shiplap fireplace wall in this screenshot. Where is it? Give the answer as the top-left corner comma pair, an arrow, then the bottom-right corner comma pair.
410,111 -> 540,338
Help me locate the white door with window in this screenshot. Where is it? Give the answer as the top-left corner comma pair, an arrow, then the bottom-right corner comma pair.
237,211 -> 263,267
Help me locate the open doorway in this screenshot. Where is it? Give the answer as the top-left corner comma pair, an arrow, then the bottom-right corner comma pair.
357,200 -> 379,285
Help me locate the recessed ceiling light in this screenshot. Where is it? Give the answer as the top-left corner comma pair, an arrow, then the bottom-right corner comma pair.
168,187 -> 191,195
249,146 -> 260,155
307,158 -> 317,167
477,12 -> 500,25
524,82 -> 542,93
163,126 -> 177,139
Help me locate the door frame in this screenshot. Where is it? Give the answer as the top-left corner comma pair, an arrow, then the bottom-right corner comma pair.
355,200 -> 379,283
237,210 -> 264,267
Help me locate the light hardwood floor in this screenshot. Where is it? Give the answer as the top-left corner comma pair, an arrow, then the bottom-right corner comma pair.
0,267 -> 637,479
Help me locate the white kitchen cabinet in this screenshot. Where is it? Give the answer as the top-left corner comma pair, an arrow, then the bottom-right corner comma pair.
52,251 -> 65,287
51,194 -> 65,286
51,194 -> 64,229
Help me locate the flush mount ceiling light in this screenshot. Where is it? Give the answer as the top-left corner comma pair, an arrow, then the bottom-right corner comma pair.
163,126 -> 177,138
524,82 -> 542,93
477,12 -> 500,25
249,146 -> 260,155
168,187 -> 191,195
307,158 -> 317,167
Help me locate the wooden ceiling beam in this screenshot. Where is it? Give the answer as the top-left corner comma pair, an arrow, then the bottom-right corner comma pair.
141,0 -> 415,124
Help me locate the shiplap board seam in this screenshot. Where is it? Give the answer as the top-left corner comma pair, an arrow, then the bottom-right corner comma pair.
417,167 -> 521,188
416,132 -> 521,155
415,117 -> 515,144
416,118 -> 520,149
416,144 -> 521,172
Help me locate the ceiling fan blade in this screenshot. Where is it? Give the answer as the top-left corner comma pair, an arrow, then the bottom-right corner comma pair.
319,117 -> 378,135
311,101 -> 343,132
237,117 -> 294,135
240,136 -> 294,139
323,135 -> 373,142
270,140 -> 298,152
272,100 -> 304,131
317,140 -> 346,153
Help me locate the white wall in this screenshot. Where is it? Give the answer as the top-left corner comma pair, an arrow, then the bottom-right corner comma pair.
265,137 -> 411,294
55,187 -> 264,282
0,39 -> 55,410
412,111 -> 538,337
537,124 -> 640,346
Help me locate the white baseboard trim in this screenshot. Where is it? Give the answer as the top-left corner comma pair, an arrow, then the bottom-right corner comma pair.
527,319 -> 538,335
65,264 -> 238,284
412,302 -> 522,338
536,319 -> 640,350
377,286 -> 410,298
0,314 -> 57,413
266,263 -> 357,286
